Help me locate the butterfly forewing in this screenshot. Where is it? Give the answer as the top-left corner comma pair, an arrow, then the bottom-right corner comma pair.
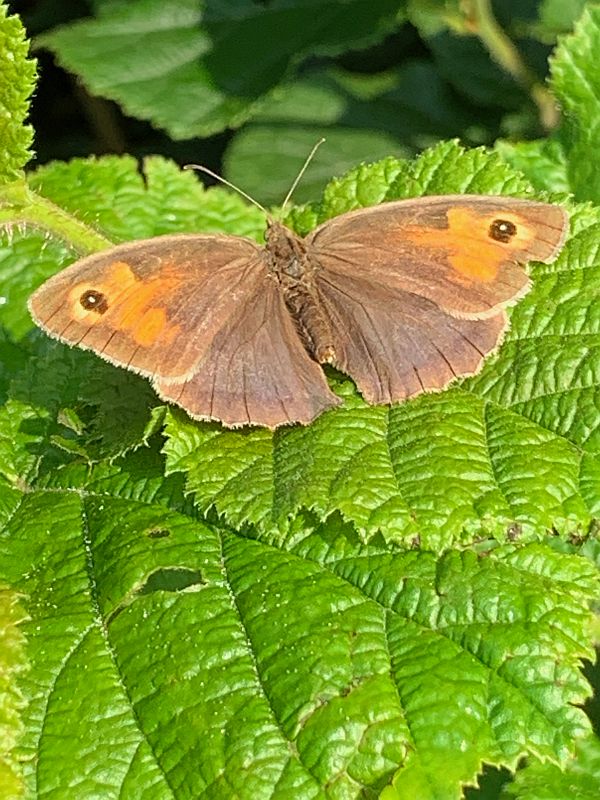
29,235 -> 271,380
29,233 -> 339,427
306,196 -> 568,319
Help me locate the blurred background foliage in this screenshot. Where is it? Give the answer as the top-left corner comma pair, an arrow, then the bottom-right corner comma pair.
10,0 -> 586,205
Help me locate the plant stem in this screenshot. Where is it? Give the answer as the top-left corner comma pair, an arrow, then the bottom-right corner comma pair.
463,0 -> 560,131
0,180 -> 111,253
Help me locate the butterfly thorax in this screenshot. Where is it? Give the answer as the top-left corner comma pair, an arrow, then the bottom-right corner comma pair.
265,221 -> 312,280
265,221 -> 336,364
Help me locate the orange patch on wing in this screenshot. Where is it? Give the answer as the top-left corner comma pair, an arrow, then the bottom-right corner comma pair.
403,207 -> 536,283
132,307 -> 176,347
68,260 -> 181,346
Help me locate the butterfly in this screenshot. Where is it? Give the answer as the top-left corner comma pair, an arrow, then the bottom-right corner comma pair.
28,193 -> 568,428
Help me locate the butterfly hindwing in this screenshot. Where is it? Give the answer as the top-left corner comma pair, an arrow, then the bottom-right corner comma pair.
155,275 -> 340,427
314,270 -> 506,404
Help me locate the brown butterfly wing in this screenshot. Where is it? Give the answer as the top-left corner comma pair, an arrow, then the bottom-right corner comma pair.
30,235 -> 264,379
307,196 -> 568,318
155,274 -> 341,427
313,271 -> 506,403
29,234 -> 339,428
304,196 -> 568,404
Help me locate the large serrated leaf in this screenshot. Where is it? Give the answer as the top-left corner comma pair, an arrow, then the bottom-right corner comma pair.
501,735 -> 600,799
28,154 -> 266,243
1,3 -> 599,796
160,141 -> 598,547
38,0 -> 402,139
1,139 -> 599,797
3,144 -> 598,547
0,492 -> 596,798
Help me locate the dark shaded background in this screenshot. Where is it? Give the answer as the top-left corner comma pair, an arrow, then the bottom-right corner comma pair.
13,0 -> 555,186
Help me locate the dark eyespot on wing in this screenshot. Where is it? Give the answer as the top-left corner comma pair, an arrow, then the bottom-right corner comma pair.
80,289 -> 109,314
489,219 -> 517,243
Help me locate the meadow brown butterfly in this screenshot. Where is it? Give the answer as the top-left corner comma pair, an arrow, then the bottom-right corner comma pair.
28,191 -> 568,428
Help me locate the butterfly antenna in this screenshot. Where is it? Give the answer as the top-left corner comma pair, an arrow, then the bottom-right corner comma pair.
280,138 -> 326,215
183,164 -> 271,219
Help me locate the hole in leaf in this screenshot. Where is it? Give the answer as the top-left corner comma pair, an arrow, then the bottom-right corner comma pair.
106,567 -> 205,625
138,567 -> 204,594
146,527 -> 171,539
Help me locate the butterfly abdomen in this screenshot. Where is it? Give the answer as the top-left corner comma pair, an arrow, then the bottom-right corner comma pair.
280,281 -> 336,365
265,221 -> 337,364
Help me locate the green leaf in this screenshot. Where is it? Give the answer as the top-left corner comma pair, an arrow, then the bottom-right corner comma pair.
408,4 -> 527,110
550,4 -> 600,202
2,143 -> 598,550
0,328 -> 28,404
495,137 -> 570,195
0,3 -> 36,182
536,0 -> 587,41
0,333 -> 192,502
0,228 -> 74,339
38,0 -> 402,139
0,491 -> 596,798
29,154 -> 266,242
37,0 -> 223,140
202,0 -> 402,95
1,7 -> 599,796
224,64 -> 488,205
0,586 -> 27,800
498,5 -> 600,201
501,735 -> 600,799
225,122 -> 408,208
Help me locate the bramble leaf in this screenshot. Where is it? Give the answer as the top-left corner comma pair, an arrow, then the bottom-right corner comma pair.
38,0 -> 401,139
4,144 -> 599,548
550,4 -> 600,203
0,106 -> 598,800
504,5 -> 600,202
0,2 -> 36,182
495,138 -> 569,195
162,141 -> 600,549
501,735 -> 600,799
0,493 -> 596,799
